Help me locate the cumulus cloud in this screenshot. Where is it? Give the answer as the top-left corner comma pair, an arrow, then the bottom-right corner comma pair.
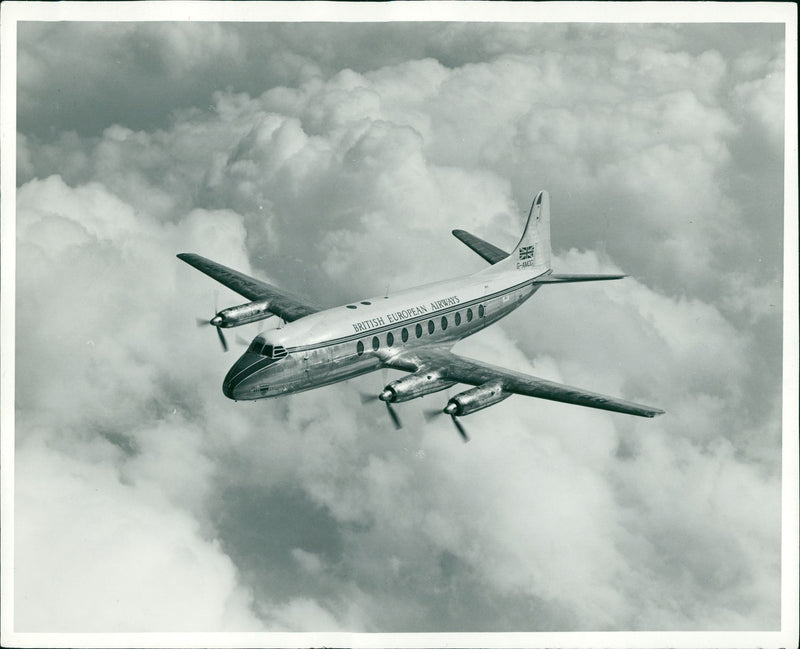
16,432 -> 263,632
10,17 -> 786,637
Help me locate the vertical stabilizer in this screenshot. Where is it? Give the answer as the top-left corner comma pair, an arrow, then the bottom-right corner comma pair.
489,190 -> 551,273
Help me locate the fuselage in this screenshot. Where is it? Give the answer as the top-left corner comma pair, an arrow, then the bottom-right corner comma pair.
222,266 -> 546,400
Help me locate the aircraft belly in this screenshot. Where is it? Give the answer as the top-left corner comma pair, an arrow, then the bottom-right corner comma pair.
312,355 -> 376,382
278,356 -> 381,395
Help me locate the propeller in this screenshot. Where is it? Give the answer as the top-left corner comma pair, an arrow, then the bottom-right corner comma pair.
196,295 -> 229,352
196,315 -> 228,352
384,400 -> 402,430
360,389 -> 403,430
196,314 -> 228,352
424,403 -> 469,442
214,322 -> 229,352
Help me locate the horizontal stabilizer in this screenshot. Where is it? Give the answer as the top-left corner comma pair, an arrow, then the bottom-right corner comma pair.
452,230 -> 509,265
533,274 -> 627,284
484,190 -> 551,274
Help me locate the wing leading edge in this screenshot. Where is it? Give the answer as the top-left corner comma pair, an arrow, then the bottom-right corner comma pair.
385,348 -> 664,418
177,253 -> 320,322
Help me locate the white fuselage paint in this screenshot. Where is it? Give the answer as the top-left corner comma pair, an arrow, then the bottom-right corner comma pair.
222,266 -> 546,400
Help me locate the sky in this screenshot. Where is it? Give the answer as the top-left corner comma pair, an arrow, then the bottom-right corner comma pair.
6,6 -> 793,640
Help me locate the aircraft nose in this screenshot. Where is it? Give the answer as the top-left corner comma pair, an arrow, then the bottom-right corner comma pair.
222,376 -> 236,400
222,351 -> 266,400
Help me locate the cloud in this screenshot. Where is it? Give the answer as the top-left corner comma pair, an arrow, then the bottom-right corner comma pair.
732,42 -> 786,148
15,431 -> 263,632
11,19 -> 785,635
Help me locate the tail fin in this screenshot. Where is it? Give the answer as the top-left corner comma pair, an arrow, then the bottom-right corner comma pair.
488,189 -> 551,273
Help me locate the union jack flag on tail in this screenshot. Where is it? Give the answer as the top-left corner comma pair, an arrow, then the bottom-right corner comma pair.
477,189 -> 551,274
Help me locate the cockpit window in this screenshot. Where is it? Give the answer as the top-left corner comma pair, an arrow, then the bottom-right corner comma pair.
247,339 -> 287,359
269,345 -> 288,359
248,339 -> 265,355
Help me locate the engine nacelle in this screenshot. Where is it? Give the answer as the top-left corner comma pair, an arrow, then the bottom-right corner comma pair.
211,299 -> 273,328
445,380 -> 510,416
381,371 -> 456,403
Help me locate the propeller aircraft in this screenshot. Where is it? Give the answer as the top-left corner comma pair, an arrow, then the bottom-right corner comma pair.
179,190 -> 664,440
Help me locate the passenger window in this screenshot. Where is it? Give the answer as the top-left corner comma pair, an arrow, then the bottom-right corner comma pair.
455,312 -> 461,326
479,304 -> 485,317
467,308 -> 473,322
372,336 -> 380,351
401,328 -> 409,342
415,323 -> 423,338
428,320 -> 435,334
357,340 -> 364,356
441,316 -> 448,330
387,332 -> 394,347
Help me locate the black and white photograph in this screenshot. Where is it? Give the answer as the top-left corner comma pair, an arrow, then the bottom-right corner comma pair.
1,2 -> 797,647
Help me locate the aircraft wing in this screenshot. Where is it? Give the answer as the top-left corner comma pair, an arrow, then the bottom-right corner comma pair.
177,253 -> 321,322
384,348 -> 664,418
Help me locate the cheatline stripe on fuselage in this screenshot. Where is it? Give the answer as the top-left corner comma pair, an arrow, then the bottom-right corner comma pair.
281,272 -> 547,354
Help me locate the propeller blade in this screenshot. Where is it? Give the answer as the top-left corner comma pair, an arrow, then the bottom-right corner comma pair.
359,390 -> 402,429
359,377 -> 402,429
423,407 -> 469,441
451,414 -> 469,442
196,317 -> 211,328
216,326 -> 229,352
385,401 -> 402,430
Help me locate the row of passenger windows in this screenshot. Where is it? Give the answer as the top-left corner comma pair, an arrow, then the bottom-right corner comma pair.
355,306 -> 485,355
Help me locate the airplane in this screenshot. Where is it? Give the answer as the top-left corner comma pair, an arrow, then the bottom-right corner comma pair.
178,189 -> 664,440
